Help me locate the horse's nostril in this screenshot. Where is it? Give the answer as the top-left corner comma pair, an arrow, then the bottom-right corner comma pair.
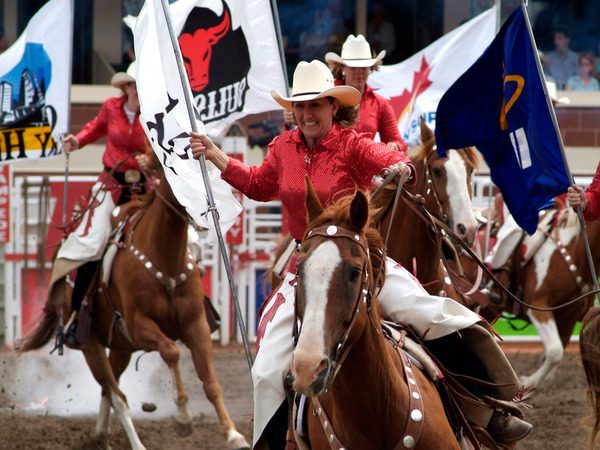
316,358 -> 329,376
457,223 -> 467,236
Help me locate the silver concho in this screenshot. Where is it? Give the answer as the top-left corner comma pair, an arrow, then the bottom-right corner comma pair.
125,169 -> 141,183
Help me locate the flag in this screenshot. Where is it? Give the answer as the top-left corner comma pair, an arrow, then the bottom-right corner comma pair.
435,7 -> 571,235
369,7 -> 497,145
0,0 -> 72,163
134,0 -> 243,240
130,0 -> 287,137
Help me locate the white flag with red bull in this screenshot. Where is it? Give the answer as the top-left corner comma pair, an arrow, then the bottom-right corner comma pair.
369,7 -> 497,146
134,0 -> 242,240
134,0 -> 287,137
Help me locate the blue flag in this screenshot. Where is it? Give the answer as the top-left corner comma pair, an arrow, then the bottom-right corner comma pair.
435,7 -> 570,234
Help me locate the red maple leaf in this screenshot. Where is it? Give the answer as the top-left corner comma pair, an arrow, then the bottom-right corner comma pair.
389,56 -> 433,120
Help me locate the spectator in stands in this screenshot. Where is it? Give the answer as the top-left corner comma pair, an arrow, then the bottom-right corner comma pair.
543,27 -> 578,89
566,52 -> 599,91
368,3 -> 396,58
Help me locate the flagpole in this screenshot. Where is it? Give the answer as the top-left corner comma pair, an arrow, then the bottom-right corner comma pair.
55,0 -> 75,357
158,0 -> 254,372
484,0 -> 503,259
268,0 -> 290,95
520,0 -> 600,300
63,0 -> 74,233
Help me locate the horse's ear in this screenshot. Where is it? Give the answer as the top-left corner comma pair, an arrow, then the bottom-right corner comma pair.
305,176 -> 323,223
419,116 -> 433,142
350,190 -> 369,231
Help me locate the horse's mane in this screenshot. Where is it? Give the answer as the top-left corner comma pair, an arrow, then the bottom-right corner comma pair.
411,135 -> 479,168
304,193 -> 386,289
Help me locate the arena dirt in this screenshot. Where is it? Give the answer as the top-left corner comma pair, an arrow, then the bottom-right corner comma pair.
0,343 -> 596,449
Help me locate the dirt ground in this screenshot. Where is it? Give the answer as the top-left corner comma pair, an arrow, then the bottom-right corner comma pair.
0,342 -> 598,450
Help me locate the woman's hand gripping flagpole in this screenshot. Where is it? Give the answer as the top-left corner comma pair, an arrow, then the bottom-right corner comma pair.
158,0 -> 254,374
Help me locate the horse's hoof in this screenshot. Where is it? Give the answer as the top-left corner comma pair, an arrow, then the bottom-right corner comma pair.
91,434 -> 112,450
227,429 -> 251,449
174,420 -> 193,437
519,375 -> 537,392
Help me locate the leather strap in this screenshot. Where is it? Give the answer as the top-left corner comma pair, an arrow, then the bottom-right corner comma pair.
391,331 -> 425,450
312,397 -> 347,450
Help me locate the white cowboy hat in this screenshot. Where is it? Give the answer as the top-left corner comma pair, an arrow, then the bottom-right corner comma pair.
111,61 -> 136,89
325,34 -> 386,68
271,60 -> 361,110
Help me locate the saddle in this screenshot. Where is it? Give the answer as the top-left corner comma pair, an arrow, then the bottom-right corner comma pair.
488,209 -> 561,317
380,321 -> 529,450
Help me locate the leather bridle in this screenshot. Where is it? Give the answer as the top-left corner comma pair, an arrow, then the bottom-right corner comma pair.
293,224 -> 372,390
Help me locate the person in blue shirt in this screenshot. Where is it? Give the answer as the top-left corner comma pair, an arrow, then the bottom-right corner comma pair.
566,52 -> 599,91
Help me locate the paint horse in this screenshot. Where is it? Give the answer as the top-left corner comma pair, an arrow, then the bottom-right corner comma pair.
291,182 -> 459,449
373,119 -> 479,301
483,209 -> 600,390
19,163 -> 250,450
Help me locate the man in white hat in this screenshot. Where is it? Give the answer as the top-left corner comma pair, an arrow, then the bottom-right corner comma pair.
325,34 -> 406,154
52,61 -> 155,348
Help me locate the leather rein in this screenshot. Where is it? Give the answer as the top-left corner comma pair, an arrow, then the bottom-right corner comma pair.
379,157 -> 600,313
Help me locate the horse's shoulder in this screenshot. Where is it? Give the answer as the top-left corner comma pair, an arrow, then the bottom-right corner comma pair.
111,200 -> 145,229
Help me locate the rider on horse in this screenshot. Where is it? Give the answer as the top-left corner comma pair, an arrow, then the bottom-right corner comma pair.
190,60 -> 532,449
51,62 -> 155,348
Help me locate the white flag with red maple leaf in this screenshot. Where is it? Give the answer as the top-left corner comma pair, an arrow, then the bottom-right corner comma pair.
369,7 -> 497,145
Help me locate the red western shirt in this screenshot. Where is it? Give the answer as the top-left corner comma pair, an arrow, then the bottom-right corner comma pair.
355,85 -> 407,154
222,123 -> 411,240
584,162 -> 600,221
76,96 -> 145,172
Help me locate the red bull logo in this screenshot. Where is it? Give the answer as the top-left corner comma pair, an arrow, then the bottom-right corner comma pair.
178,2 -> 250,124
180,8 -> 230,91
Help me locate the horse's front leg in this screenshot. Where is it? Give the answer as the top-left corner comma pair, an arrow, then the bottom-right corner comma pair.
132,315 -> 194,435
81,339 -> 146,450
521,309 -> 563,389
180,316 -> 251,449
94,349 -> 134,438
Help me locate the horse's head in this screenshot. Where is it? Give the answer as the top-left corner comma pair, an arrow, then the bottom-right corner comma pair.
412,119 -> 478,244
291,178 -> 383,396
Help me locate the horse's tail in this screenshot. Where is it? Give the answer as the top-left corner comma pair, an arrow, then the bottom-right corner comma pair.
18,303 -> 59,352
580,306 -> 600,449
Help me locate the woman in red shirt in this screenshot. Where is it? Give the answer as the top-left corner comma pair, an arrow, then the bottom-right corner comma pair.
55,62 -> 153,347
191,60 -> 530,449
325,34 -> 407,154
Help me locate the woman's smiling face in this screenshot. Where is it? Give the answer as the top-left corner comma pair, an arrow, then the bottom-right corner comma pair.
292,97 -> 338,148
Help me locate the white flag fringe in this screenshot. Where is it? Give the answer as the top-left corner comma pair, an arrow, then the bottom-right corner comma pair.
0,0 -> 71,162
369,7 -> 497,146
134,0 -> 242,241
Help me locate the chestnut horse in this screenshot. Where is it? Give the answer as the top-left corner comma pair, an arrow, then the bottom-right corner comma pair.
291,184 -> 459,449
373,120 -> 479,299
19,167 -> 250,450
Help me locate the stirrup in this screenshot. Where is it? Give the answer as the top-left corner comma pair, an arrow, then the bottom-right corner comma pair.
49,324 -> 65,356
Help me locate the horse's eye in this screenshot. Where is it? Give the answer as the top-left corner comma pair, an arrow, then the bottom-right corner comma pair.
350,267 -> 361,282
432,167 -> 443,177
